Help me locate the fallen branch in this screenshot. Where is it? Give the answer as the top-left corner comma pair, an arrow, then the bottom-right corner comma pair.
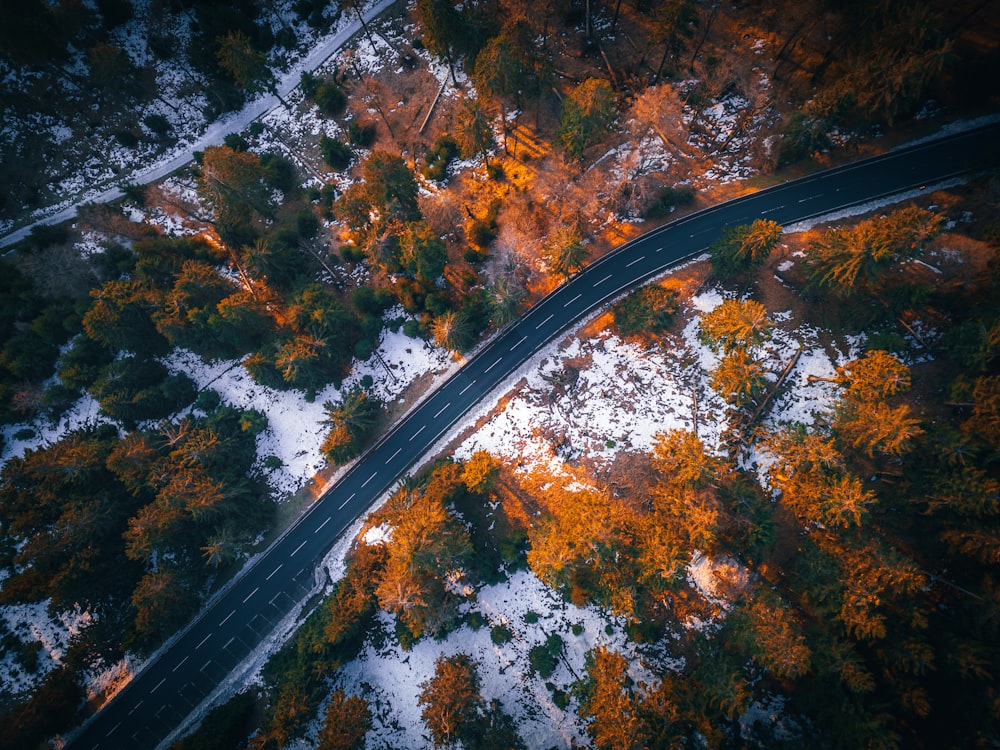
419,77 -> 449,134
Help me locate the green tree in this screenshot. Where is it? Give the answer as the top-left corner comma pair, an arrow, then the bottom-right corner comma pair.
416,0 -> 463,84
612,284 -> 678,337
709,219 -> 782,282
320,387 -> 383,464
215,30 -> 273,95
198,145 -> 273,229
559,78 -> 616,159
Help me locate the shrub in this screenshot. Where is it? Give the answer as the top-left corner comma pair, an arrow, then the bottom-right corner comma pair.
296,209 -> 319,238
248,121 -> 265,137
421,135 -> 459,182
263,455 -> 283,469
529,634 -> 563,678
26,223 -> 70,250
299,70 -> 319,98
524,611 -> 539,624
467,218 -> 497,248
114,128 -> 138,147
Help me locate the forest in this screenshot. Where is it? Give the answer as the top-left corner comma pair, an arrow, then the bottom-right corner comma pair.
0,0 -> 999,748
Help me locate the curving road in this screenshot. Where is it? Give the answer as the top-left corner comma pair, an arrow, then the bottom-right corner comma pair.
66,121 -> 1000,749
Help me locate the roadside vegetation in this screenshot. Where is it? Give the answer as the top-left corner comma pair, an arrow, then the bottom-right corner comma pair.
0,0 -> 998,748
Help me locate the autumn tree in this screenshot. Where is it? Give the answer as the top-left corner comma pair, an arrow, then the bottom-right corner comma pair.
578,646 -> 651,750
764,426 -> 874,528
559,78 -> 616,159
731,589 -> 812,679
316,689 -> 371,750
430,310 -> 473,353
543,226 -> 589,278
699,298 -> 773,353
419,653 -> 485,748
374,468 -> 473,637
804,206 -> 943,301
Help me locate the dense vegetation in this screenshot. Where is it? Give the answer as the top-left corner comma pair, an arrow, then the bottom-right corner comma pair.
1,0 -> 998,747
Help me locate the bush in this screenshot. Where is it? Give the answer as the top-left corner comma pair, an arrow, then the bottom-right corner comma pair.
260,153 -> 297,193
27,223 -> 70,250
402,319 -> 424,338
120,182 -> 147,206
319,135 -> 353,170
644,185 -> 696,218
529,634 -> 563,678
299,70 -> 319,98
248,121 -> 265,137
347,120 -> 377,147
341,245 -> 365,263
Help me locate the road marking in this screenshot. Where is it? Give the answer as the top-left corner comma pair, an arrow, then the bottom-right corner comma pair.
433,402 -> 451,418
483,357 -> 503,373
200,660 -> 212,673
386,447 -> 402,464
535,313 -> 554,329
291,539 -> 307,556
798,193 -> 823,203
172,656 -> 189,672
220,609 -> 236,626
107,722 -> 121,737
360,471 -> 378,488
593,273 -> 612,286
625,255 -> 645,267
196,634 -> 211,649
242,587 -> 259,604
266,563 -> 283,581
224,637 -> 235,650
316,516 -> 331,532
459,380 -> 476,395
151,678 -> 166,694
760,204 -> 785,214
128,700 -> 144,716
338,492 -> 356,510
510,336 -> 527,350
410,425 -> 426,441
563,293 -> 582,307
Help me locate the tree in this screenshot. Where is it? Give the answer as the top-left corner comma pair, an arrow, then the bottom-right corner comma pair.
216,30 -> 273,96
805,206 -> 943,299
320,387 -> 383,464
578,646 -> 650,750
198,145 -> 273,229
559,78 -> 616,159
709,348 -> 768,408
316,689 -> 371,750
699,298 -> 772,353
733,590 -> 812,679
456,97 -> 496,169
543,226 -> 589,278
764,426 -> 875,528
416,0 -> 463,84
612,285 -> 678,338
709,220 -> 782,281
431,310 -> 473,353
399,221 -> 447,283
419,653 -> 485,748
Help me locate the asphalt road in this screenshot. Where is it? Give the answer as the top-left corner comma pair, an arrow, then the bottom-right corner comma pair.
66,121 -> 1000,750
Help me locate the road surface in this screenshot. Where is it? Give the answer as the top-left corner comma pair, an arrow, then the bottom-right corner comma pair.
65,121 -> 1000,749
